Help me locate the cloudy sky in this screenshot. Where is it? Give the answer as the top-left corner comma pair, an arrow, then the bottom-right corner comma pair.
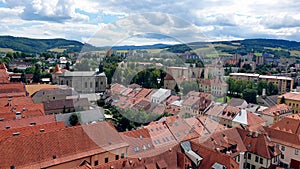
0,0 -> 300,46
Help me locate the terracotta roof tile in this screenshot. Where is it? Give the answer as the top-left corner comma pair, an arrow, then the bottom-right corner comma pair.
262,104 -> 292,117
0,83 -> 26,97
0,96 -> 33,107
164,116 -> 199,142
120,128 -> 155,157
237,128 -> 281,159
278,92 -> 300,102
270,117 -> 300,135
0,114 -> 56,130
0,103 -> 45,121
0,121 -> 65,140
190,141 -> 239,169
264,126 -> 300,149
0,69 -> 9,83
44,98 -> 90,111
144,121 -> 177,148
25,84 -> 58,96
0,121 -> 128,168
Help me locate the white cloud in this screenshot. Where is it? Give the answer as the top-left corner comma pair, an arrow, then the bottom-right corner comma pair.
0,0 -> 300,46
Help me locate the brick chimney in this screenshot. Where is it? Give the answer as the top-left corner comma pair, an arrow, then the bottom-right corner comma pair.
15,112 -> 21,120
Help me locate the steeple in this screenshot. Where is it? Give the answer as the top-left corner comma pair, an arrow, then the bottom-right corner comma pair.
0,62 -> 7,71
53,64 -> 62,74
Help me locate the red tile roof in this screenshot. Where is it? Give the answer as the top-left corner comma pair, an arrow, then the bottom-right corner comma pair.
264,127 -> 300,149
0,121 -> 65,140
93,146 -> 183,169
196,128 -> 247,157
190,141 -> 239,169
0,121 -> 128,169
0,103 -> 45,121
270,117 -> 300,134
0,96 -> 33,107
0,69 -> 9,83
43,98 -> 90,111
0,114 -> 56,130
120,128 -> 155,158
185,116 -> 227,139
110,83 -> 127,94
262,104 -> 292,117
237,128 -> 281,159
166,95 -> 179,105
144,121 -> 177,148
164,116 -> 199,142
0,83 -> 26,98
278,92 -> 300,102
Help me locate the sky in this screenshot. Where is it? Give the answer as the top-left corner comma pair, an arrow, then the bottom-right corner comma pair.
0,0 -> 300,46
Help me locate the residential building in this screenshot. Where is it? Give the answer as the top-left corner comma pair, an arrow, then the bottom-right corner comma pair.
31,85 -> 74,103
259,104 -> 293,126
278,92 -> 300,113
120,128 -> 155,158
150,88 -> 171,104
0,121 -> 129,169
264,127 -> 300,168
230,73 -> 294,94
197,128 -> 281,169
43,97 -> 90,114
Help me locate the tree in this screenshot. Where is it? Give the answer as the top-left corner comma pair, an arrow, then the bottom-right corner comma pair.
179,81 -> 199,95
280,96 -> 286,104
33,64 -> 41,83
267,82 -> 279,95
69,113 -> 79,126
66,62 -> 70,70
242,88 -> 257,104
20,72 -> 26,83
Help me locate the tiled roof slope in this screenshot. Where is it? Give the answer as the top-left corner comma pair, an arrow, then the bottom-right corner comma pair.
120,128 -> 155,157
237,128 -> 281,159
190,141 -> 239,169
0,121 -> 65,140
270,117 -> 300,134
0,121 -> 128,169
0,114 -> 56,130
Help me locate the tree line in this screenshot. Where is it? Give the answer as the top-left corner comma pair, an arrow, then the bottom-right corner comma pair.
227,78 -> 279,103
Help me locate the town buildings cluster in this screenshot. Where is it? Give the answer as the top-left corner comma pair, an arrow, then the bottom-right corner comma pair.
1,48 -> 300,169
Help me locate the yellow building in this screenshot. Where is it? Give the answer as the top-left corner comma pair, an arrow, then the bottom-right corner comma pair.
277,92 -> 300,113
230,73 -> 293,94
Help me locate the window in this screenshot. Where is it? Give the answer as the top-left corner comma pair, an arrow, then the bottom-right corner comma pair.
248,153 -> 252,160
121,153 -> 125,159
100,81 -> 103,85
105,157 -> 109,163
90,82 -> 93,88
66,80 -> 69,86
115,155 -> 119,160
251,165 -> 256,169
85,82 -> 88,88
255,156 -> 259,162
281,154 -> 284,159
295,149 -> 299,155
94,160 -> 98,166
260,158 -> 263,164
95,81 -> 98,88
61,80 -> 64,85
281,146 -> 285,151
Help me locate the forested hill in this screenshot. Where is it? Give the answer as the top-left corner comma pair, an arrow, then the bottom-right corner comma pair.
0,36 -> 87,53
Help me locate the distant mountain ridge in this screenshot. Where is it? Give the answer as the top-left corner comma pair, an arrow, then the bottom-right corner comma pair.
1,35 -> 300,54
0,36 -> 85,53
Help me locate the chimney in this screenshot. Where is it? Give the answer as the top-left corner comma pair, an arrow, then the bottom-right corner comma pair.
253,131 -> 259,138
22,108 -> 26,113
15,112 -> 21,120
262,88 -> 266,98
239,152 -> 245,169
8,97 -> 12,106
